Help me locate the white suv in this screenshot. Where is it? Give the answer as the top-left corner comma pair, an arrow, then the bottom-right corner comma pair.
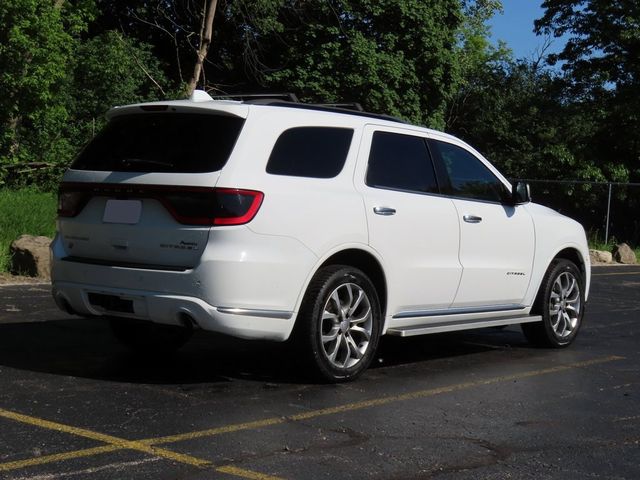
51,91 -> 590,381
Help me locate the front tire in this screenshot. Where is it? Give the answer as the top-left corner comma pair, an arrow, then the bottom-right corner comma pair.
295,266 -> 382,382
522,259 -> 585,347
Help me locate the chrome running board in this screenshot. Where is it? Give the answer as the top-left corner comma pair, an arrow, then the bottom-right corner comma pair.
386,315 -> 542,337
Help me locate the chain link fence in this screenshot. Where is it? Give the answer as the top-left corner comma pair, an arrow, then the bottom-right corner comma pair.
521,179 -> 640,247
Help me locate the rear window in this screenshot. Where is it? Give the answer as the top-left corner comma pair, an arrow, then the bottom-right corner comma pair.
266,127 -> 354,178
71,113 -> 245,173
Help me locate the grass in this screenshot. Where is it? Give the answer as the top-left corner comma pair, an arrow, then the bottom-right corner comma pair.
588,235 -> 640,260
0,188 -> 57,273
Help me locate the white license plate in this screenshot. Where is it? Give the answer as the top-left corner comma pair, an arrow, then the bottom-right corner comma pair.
103,199 -> 142,224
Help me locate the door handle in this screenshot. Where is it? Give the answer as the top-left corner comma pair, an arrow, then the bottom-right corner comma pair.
373,206 -> 396,216
463,215 -> 482,224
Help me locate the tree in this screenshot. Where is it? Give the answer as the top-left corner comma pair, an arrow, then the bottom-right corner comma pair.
0,1 -> 171,188
93,0 -> 226,94
535,0 -> 640,182
0,0 -> 92,175
536,0 -> 640,91
186,0 -> 219,94
67,31 -> 170,146
217,0 -> 464,129
447,0 -> 510,128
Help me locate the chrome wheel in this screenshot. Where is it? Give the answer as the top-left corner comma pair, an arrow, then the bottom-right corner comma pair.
549,271 -> 581,338
320,282 -> 373,369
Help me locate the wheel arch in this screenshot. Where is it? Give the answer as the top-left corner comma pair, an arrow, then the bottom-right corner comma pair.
554,247 -> 587,281
531,246 -> 589,306
296,247 -> 388,321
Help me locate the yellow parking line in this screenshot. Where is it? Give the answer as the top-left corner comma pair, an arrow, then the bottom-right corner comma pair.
145,417 -> 286,445
148,355 -> 623,444
216,465 -> 285,480
0,445 -> 119,473
592,271 -> 640,276
0,408 -> 211,469
0,355 -> 624,475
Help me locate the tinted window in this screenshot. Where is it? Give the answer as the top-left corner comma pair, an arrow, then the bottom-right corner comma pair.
72,113 -> 245,173
366,131 -> 438,194
431,140 -> 507,202
266,127 -> 353,178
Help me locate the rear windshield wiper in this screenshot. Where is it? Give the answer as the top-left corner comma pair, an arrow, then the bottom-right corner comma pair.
119,158 -> 174,168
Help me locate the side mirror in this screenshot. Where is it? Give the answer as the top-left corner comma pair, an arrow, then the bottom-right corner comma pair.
511,181 -> 531,205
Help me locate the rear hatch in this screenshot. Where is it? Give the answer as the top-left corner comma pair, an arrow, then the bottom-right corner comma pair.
57,109 -> 248,270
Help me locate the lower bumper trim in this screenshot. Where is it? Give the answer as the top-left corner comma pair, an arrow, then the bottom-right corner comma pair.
216,307 -> 293,320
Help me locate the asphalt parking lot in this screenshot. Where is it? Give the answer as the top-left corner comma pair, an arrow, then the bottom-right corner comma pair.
0,265 -> 638,480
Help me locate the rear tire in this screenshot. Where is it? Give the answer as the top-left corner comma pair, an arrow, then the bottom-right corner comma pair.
522,259 -> 585,347
295,265 -> 382,382
109,317 -> 192,354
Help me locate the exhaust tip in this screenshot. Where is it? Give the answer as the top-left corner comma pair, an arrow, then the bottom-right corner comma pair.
54,294 -> 77,315
178,312 -> 198,330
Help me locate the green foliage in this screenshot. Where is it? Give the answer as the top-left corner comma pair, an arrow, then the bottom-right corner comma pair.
536,0 -> 640,91
0,188 -> 56,272
0,0 -> 89,176
535,0 -> 640,182
449,60 -> 607,181
0,1 -> 172,189
66,31 -> 171,150
218,0 -> 463,129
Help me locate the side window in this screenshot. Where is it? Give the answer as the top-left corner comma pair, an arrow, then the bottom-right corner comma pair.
366,131 -> 439,194
266,127 -> 353,178
431,140 -> 507,203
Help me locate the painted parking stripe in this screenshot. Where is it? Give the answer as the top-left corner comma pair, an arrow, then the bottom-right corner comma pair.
0,355 -> 623,475
0,408 -> 211,469
148,355 -> 624,444
216,465 -> 286,480
0,445 -> 120,473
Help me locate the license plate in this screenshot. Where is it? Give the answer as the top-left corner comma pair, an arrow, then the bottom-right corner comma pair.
103,199 -> 142,224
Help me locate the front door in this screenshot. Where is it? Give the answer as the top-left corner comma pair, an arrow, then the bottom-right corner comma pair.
428,138 -> 535,308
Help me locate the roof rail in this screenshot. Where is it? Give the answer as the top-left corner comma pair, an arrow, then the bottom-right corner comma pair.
210,93 -> 300,103
207,94 -> 407,125
244,100 -> 408,125
313,102 -> 364,112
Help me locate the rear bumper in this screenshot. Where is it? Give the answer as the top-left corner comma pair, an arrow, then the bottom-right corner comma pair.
52,281 -> 294,341
50,227 -> 318,341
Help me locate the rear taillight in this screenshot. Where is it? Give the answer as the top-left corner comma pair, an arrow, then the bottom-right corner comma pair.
58,188 -> 91,217
57,183 -> 264,226
162,188 -> 264,225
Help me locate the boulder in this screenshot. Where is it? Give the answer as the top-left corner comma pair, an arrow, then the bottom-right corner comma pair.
589,249 -> 613,264
10,235 -> 52,278
613,243 -> 637,265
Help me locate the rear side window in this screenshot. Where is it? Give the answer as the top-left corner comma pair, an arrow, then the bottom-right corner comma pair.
366,131 -> 439,194
266,127 -> 353,178
72,113 -> 245,173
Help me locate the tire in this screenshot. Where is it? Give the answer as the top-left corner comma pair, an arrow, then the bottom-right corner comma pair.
522,259 -> 585,347
295,265 -> 382,382
109,317 -> 193,354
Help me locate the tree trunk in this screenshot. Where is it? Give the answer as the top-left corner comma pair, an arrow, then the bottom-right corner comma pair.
186,0 -> 218,96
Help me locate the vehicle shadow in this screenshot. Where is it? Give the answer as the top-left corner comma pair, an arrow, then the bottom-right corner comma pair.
0,316 -> 529,385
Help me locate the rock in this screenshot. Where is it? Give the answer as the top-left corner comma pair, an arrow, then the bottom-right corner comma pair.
589,249 -> 613,264
613,243 -> 637,265
10,235 -> 52,278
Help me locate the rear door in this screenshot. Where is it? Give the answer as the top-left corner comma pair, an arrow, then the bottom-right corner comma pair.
58,111 -> 245,269
356,125 -> 462,317
428,138 -> 535,308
